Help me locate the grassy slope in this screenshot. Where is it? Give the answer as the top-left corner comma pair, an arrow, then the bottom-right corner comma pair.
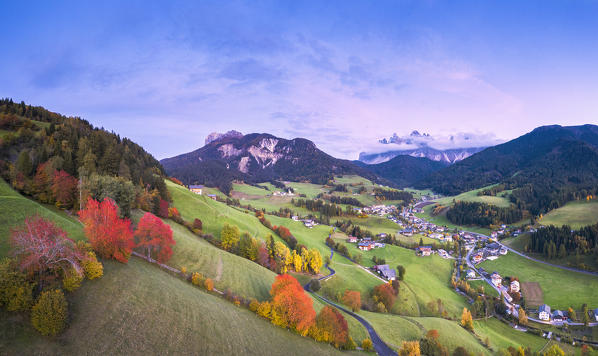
539,200 -> 598,229
167,180 -> 275,240
345,243 -> 467,318
132,210 -> 277,301
433,185 -> 512,208
0,179 -> 85,257
360,311 -> 490,355
474,318 -> 547,352
480,252 -> 598,309
0,259 -> 344,355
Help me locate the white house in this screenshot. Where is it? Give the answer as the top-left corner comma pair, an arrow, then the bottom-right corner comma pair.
466,269 -> 476,278
539,304 -> 551,321
188,185 -> 203,195
490,272 -> 502,287
510,280 -> 520,293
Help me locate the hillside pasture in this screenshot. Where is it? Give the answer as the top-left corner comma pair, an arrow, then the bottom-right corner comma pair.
479,252 -> 598,309
473,318 -> 547,352
167,180 -> 276,240
0,259 -> 345,355
540,200 -> 598,229
0,179 -> 85,257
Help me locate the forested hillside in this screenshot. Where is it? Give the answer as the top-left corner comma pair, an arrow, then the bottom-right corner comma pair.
0,98 -> 168,216
418,125 -> 598,216
357,155 -> 447,187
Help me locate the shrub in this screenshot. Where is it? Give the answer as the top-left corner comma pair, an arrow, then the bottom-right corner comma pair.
82,252 -> 103,280
257,301 -> 272,319
204,278 -> 214,291
62,268 -> 84,292
192,272 -> 204,286
249,299 -> 260,312
344,336 -> 357,350
362,338 -> 373,351
180,266 -> 187,275
310,279 -> 321,292
31,290 -> 68,336
0,258 -> 35,312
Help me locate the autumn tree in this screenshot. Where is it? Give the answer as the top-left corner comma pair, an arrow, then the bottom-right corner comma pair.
270,274 -> 316,335
10,216 -> 83,280
362,339 -> 373,351
220,224 -> 240,252
398,341 -> 421,356
52,170 -> 78,209
372,283 -> 396,312
518,308 -> 528,325
79,198 -> 134,263
193,218 -> 203,231
307,248 -> 323,274
273,241 -> 292,273
134,212 -> 175,263
311,305 -> 349,348
461,307 -> 474,331
158,198 -> 169,218
543,344 -> 565,356
342,290 -> 361,312
32,163 -> 53,203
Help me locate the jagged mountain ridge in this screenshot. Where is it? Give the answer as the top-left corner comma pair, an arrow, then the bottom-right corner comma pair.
161,132 -> 387,193
359,130 -> 489,164
359,146 -> 486,164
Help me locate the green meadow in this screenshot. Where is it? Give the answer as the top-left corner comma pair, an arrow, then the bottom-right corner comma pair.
539,200 -> 598,229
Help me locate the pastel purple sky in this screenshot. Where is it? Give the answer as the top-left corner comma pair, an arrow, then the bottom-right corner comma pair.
1,1 -> 598,159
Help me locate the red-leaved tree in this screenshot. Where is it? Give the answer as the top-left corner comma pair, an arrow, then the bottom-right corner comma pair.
270,274 -> 316,335
134,212 -> 175,263
158,199 -> 169,218
342,290 -> 361,312
52,170 -> 78,209
10,216 -> 83,278
79,198 -> 134,263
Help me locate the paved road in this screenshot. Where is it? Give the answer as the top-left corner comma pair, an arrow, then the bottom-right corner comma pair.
304,245 -> 398,356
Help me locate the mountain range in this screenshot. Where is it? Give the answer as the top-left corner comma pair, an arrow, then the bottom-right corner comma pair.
160,132 -> 386,193
358,130 -> 490,164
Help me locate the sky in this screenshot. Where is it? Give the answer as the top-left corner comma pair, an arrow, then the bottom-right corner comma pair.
1,0 -> 598,160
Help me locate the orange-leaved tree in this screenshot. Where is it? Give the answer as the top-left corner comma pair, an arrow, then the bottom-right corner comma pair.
79,198 -> 134,263
134,212 -> 175,263
270,274 -> 315,335
342,290 -> 361,312
311,305 -> 349,347
372,283 -> 396,312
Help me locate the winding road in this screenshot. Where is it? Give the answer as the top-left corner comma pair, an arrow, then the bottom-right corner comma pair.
304,245 -> 398,356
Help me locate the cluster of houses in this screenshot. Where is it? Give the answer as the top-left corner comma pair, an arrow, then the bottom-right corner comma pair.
346,236 -> 387,251
537,304 -> 598,323
360,204 -> 397,217
471,242 -> 508,264
291,216 -> 318,228
272,189 -> 295,197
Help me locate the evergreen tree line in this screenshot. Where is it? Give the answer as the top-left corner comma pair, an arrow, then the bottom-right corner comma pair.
528,224 -> 598,258
446,201 -> 524,227
0,99 -> 169,216
372,188 -> 413,205
291,198 -> 345,217
317,193 -> 363,207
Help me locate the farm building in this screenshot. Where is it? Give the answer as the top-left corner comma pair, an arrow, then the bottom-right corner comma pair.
188,185 -> 204,195
374,265 -> 396,280
539,304 -> 551,321
416,246 -> 432,256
